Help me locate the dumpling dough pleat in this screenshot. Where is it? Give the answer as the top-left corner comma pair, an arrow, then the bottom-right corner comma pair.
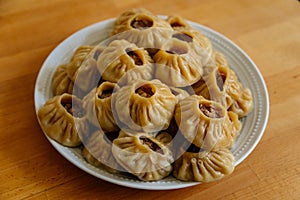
174,95 -> 241,150
173,148 -> 235,182
112,79 -> 177,132
52,64 -> 74,96
112,130 -> 173,181
37,94 -> 88,147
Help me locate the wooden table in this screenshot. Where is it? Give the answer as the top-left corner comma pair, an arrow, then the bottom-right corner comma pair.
1,0 -> 299,199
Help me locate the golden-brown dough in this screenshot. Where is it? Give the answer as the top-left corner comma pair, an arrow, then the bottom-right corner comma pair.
174,95 -> 241,149
52,64 -> 74,96
112,8 -> 173,48
193,66 -> 253,117
112,130 -> 173,181
173,148 -> 235,182
82,130 -> 122,174
96,40 -> 153,85
112,79 -> 177,132
37,94 -> 88,147
82,82 -> 120,132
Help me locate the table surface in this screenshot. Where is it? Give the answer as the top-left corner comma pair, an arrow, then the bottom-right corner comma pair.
1,0 -> 300,199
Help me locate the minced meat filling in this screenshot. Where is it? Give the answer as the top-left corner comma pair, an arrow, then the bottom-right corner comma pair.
131,18 -> 153,29
199,103 -> 223,118
140,136 -> 164,154
135,84 -> 155,98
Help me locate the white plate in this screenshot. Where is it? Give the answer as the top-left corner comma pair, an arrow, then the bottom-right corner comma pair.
34,18 -> 269,190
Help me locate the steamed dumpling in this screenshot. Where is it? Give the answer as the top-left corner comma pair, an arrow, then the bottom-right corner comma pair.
173,148 -> 235,182
174,95 -> 241,150
82,81 -> 119,132
112,8 -> 173,48
96,40 -> 154,85
153,38 -> 205,87
171,27 -> 213,62
193,65 -> 253,117
112,130 -> 173,181
154,27 -> 213,87
82,130 -> 122,174
52,64 -> 74,96
112,79 -> 177,132
37,94 -> 88,147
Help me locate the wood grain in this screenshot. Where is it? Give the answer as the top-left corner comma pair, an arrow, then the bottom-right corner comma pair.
0,0 -> 300,199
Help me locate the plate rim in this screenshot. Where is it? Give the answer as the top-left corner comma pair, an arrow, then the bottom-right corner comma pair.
34,17 -> 269,190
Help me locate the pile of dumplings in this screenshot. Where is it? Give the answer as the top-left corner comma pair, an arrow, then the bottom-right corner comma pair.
38,8 -> 253,183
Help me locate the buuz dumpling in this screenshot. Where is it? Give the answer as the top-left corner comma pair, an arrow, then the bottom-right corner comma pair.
112,130 -> 173,181
112,8 -> 173,48
173,147 -> 235,182
112,79 -> 177,132
37,94 -> 88,147
96,40 -> 154,85
174,95 -> 241,150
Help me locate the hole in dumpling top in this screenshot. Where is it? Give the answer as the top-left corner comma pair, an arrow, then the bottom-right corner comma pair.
125,48 -> 144,66
98,88 -> 113,99
170,22 -> 185,28
216,68 -> 227,91
145,48 -> 159,57
60,95 -> 85,118
130,15 -> 154,30
135,84 -> 156,98
199,103 -> 224,118
139,136 -> 164,155
97,82 -> 116,99
172,33 -> 193,43
168,16 -> 189,29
